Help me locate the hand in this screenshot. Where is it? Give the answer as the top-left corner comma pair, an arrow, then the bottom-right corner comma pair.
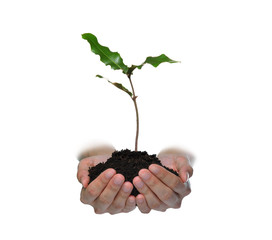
77,154 -> 136,214
133,150 -> 193,213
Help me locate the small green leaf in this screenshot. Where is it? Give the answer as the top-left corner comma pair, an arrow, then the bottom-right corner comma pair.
142,54 -> 180,68
108,81 -> 133,97
82,33 -> 129,73
95,75 -> 132,97
128,54 -> 180,76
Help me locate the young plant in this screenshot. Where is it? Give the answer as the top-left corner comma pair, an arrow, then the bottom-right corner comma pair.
82,33 -> 179,151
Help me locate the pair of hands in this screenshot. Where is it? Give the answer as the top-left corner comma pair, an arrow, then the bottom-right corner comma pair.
77,149 -> 193,214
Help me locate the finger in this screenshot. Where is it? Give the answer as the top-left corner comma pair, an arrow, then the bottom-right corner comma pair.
178,169 -> 192,197
107,181 -> 133,214
77,157 -> 94,188
133,176 -> 167,211
136,194 -> 151,214
173,155 -> 193,178
139,169 -> 180,208
178,163 -> 194,183
122,196 -> 136,213
149,164 -> 186,196
93,174 -> 124,214
81,168 -> 116,205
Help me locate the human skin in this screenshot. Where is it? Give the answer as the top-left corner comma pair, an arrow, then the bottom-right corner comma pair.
77,146 -> 136,214
133,150 -> 193,213
77,146 -> 193,214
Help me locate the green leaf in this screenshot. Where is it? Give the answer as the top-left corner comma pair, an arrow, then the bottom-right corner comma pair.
82,33 -> 129,73
95,75 -> 132,97
108,81 -> 133,97
128,54 -> 180,76
142,54 -> 180,68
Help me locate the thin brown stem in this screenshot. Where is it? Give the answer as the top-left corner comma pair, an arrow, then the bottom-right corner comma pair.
128,75 -> 139,151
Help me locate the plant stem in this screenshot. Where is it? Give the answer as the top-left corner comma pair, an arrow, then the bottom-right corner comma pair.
128,75 -> 139,151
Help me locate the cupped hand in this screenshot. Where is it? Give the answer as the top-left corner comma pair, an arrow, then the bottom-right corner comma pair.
77,155 -> 136,214
133,151 -> 193,213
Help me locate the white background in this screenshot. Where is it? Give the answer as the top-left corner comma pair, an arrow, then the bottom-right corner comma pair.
0,0 -> 271,239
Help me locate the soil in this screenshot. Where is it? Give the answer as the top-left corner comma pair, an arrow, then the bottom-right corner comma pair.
88,149 -> 179,196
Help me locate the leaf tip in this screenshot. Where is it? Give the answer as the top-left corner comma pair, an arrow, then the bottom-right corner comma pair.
81,33 -> 88,39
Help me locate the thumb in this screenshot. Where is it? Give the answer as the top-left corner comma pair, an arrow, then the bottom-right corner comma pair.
178,165 -> 193,183
80,176 -> 89,188
77,158 -> 91,188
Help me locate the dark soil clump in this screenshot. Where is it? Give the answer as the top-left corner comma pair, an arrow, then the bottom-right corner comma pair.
88,149 -> 178,196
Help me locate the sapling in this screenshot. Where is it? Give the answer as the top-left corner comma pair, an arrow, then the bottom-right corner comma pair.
82,33 -> 180,196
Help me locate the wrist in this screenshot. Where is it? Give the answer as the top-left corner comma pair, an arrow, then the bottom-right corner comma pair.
157,147 -> 195,166
77,144 -> 115,161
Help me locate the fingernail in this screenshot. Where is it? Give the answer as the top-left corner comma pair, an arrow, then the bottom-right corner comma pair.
81,178 -> 86,187
149,164 -> 159,174
134,178 -> 144,188
114,176 -> 123,185
139,170 -> 151,180
138,197 -> 144,204
186,172 -> 190,183
105,169 -> 115,179
129,197 -> 135,203
122,183 -> 131,193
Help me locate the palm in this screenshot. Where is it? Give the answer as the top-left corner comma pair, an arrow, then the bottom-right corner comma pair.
157,154 -> 181,172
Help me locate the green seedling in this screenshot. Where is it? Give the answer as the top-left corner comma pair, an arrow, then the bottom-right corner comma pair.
82,33 -> 179,151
